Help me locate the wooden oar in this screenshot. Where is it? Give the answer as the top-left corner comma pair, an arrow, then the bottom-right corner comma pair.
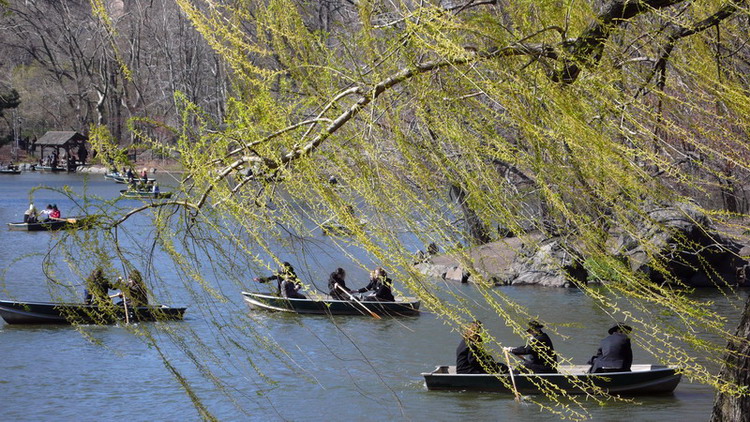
503,348 -> 522,402
50,216 -> 78,224
123,296 -> 130,324
336,284 -> 381,319
112,292 -> 130,324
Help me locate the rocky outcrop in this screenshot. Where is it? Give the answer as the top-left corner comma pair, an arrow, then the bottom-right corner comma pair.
609,202 -> 747,287
416,201 -> 749,288
506,238 -> 588,287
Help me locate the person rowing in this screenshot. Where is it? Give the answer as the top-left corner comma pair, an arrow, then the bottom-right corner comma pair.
328,267 -> 353,300
503,320 -> 558,374
113,270 -> 149,307
39,204 -> 53,221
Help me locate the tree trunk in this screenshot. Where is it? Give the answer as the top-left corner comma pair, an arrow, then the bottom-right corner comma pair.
449,185 -> 492,245
710,294 -> 750,422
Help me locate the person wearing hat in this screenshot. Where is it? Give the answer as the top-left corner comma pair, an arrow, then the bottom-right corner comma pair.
456,320 -> 508,374
588,323 -> 633,373
503,320 -> 558,373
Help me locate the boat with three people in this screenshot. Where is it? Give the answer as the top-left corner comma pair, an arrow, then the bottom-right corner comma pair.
241,291 -> 421,316
0,299 -> 186,324
422,364 -> 682,395
7,216 -> 91,231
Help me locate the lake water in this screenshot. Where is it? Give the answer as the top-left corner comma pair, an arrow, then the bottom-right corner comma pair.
0,171 -> 743,421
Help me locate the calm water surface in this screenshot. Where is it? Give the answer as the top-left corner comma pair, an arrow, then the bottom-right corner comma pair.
0,172 -> 742,421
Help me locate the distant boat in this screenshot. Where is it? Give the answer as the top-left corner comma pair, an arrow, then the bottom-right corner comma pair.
119,189 -> 172,199
0,299 -> 186,324
104,171 -> 123,181
422,364 -> 682,395
7,217 -> 90,232
241,291 -> 421,316
34,165 -> 65,172
0,167 -> 21,174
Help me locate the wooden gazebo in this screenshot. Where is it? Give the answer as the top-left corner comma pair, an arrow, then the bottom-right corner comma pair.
34,131 -> 88,171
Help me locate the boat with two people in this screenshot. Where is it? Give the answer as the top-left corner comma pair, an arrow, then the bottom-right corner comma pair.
0,268 -> 186,324
0,299 -> 186,324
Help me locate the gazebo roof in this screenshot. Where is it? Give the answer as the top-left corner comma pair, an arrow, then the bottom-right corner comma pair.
36,131 -> 87,147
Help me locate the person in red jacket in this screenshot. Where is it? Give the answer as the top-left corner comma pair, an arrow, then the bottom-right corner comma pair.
49,204 -> 61,219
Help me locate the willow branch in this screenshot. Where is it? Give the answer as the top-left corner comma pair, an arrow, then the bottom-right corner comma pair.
112,200 -> 200,228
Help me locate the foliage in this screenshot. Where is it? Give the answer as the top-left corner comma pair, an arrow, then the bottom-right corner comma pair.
24,0 -> 750,420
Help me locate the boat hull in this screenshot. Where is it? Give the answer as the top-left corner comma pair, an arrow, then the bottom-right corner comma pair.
0,300 -> 186,324
119,190 -> 172,199
242,291 -> 420,316
7,217 -> 89,231
422,364 -> 682,395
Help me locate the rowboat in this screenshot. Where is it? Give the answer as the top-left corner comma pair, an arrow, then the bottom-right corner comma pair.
0,168 -> 21,174
119,189 -> 172,199
0,299 -> 186,324
241,291 -> 421,316
34,165 -> 65,172
422,364 -> 682,395
7,217 -> 89,231
107,173 -> 155,184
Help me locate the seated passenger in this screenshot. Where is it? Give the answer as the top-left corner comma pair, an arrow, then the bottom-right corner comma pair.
504,320 -> 558,374
39,204 -> 53,221
357,267 -> 395,302
49,204 -> 61,219
280,278 -> 306,299
456,320 -> 508,374
23,204 -> 38,223
328,267 -> 352,300
588,323 -> 633,373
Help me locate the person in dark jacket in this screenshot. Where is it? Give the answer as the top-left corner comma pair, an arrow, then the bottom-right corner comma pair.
456,320 -> 508,374
357,267 -> 395,302
114,270 -> 149,307
255,262 -> 300,296
83,267 -> 113,305
504,320 -> 558,373
280,279 -> 306,299
588,323 -> 633,373
328,267 -> 352,300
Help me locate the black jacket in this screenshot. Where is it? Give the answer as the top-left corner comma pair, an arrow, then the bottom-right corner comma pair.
328,275 -> 351,300
589,332 -> 632,372
511,332 -> 557,372
358,277 -> 395,302
281,279 -> 306,299
456,339 -> 507,374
